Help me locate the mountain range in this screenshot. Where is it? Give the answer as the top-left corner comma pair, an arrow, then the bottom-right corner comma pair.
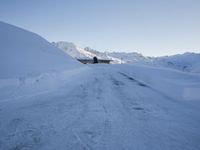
53,41 -> 200,73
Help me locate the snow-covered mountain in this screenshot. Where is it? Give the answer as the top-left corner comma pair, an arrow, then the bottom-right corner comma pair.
52,41 -> 123,64
52,41 -> 96,59
53,41 -> 200,73
106,52 -> 151,63
150,52 -> 200,73
52,41 -> 151,64
109,52 -> 200,73
0,22 -> 81,79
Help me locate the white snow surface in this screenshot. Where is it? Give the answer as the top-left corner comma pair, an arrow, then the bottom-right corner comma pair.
0,63 -> 200,150
0,22 -> 81,79
150,52 -> 200,73
1,22 -> 200,150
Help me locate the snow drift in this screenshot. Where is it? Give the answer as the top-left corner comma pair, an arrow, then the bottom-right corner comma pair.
0,21 -> 81,79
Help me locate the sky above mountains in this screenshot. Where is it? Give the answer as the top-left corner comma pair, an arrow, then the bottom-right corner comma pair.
0,0 -> 200,56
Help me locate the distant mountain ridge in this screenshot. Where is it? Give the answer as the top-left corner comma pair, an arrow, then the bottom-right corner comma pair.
53,41 -> 200,73
52,41 -> 123,63
150,52 -> 200,73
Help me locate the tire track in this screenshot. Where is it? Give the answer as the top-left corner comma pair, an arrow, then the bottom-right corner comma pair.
71,73 -> 113,150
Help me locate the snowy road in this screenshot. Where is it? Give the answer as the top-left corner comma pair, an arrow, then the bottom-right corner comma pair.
0,65 -> 200,150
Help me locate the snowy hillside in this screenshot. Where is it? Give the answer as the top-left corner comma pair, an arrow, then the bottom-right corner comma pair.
150,53 -> 200,73
107,52 -> 150,63
52,41 -> 150,64
52,41 -> 122,63
53,41 -> 151,64
0,22 -> 81,79
53,41 -> 200,73
52,41 -> 97,59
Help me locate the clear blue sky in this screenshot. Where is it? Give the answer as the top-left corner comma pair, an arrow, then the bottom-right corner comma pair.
0,0 -> 200,56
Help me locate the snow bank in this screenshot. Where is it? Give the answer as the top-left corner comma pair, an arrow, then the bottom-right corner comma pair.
0,21 -> 81,79
0,66 -> 90,102
118,64 -> 200,101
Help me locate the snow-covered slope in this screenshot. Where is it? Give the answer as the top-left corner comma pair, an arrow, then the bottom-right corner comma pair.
150,53 -> 200,73
53,41 -> 122,63
1,63 -> 200,150
52,41 -> 97,59
53,41 -> 150,64
53,41 -> 200,72
0,22 -> 81,79
105,52 -> 200,73
107,52 -> 150,63
53,41 -> 149,64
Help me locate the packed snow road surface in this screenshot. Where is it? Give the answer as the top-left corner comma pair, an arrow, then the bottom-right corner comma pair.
0,64 -> 200,150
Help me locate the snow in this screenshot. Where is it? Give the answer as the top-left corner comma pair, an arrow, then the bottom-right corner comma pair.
150,52 -> 200,73
53,41 -> 200,73
108,52 -> 149,63
0,22 -> 81,79
53,41 -> 123,64
1,22 -> 200,150
52,41 -> 96,59
1,63 -> 200,150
